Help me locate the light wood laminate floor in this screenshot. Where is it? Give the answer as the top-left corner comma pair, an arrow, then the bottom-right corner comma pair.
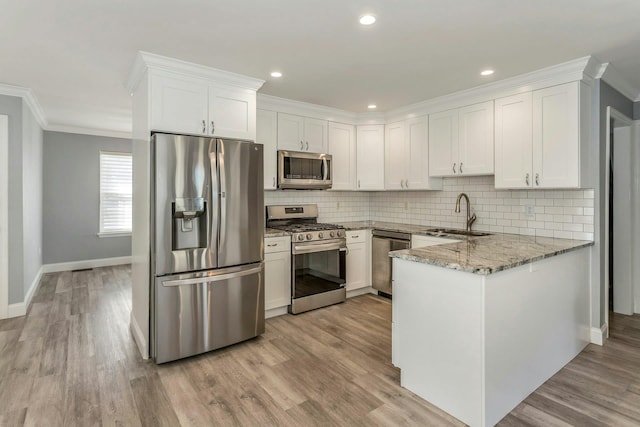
0,265 -> 638,426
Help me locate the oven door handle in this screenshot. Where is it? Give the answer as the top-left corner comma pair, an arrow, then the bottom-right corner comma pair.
293,241 -> 346,254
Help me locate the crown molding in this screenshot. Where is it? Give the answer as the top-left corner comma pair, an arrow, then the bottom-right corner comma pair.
257,93 -> 363,124
126,51 -> 266,94
0,83 -> 48,128
385,56 -> 599,122
44,124 -> 132,140
595,62 -> 640,102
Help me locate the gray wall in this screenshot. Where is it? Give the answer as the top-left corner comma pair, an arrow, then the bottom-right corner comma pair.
596,80 -> 634,327
0,94 -> 25,304
43,131 -> 132,264
22,102 -> 43,300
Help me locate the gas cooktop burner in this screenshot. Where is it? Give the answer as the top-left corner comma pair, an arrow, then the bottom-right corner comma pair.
266,204 -> 347,242
272,223 -> 344,233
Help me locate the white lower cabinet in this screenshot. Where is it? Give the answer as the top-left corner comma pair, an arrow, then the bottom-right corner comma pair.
264,236 -> 291,314
346,230 -> 371,292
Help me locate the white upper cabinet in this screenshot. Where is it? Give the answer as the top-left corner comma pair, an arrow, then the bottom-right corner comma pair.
428,109 -> 459,176
494,93 -> 533,189
356,125 -> 385,190
277,113 -> 328,153
532,82 -> 581,188
386,117 -> 442,190
495,81 -> 587,189
150,74 -> 209,136
208,85 -> 256,140
150,73 -> 257,140
429,101 -> 494,177
328,122 -> 356,190
385,121 -> 407,190
257,109 -> 278,190
458,101 -> 494,175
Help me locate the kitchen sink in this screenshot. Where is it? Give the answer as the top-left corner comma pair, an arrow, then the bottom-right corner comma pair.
427,228 -> 492,237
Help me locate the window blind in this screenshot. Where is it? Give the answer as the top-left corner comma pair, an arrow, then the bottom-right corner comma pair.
99,152 -> 132,234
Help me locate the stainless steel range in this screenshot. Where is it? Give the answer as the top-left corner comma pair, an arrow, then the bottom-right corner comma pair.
266,204 -> 346,314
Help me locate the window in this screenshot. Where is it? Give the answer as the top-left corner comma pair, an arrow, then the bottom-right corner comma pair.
99,151 -> 132,235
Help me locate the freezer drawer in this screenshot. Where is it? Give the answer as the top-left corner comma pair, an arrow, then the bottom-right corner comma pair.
154,262 -> 265,363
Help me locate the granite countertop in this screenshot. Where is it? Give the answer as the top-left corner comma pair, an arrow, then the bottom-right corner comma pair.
389,233 -> 593,275
264,228 -> 290,238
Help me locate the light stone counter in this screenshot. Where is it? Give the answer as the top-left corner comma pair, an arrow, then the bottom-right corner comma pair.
264,228 -> 290,238
389,233 -> 593,275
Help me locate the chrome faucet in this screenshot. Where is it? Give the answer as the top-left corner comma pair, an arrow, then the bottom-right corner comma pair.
455,193 -> 477,232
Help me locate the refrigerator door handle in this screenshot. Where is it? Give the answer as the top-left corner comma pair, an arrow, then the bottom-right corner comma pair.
217,140 -> 227,253
161,265 -> 263,287
209,145 -> 220,264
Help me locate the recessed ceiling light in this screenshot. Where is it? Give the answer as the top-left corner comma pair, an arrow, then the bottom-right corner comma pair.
368,104 -> 377,109
480,69 -> 494,76
359,15 -> 376,25
270,71 -> 282,78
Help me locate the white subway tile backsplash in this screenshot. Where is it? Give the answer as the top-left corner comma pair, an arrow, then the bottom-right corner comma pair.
266,176 -> 594,241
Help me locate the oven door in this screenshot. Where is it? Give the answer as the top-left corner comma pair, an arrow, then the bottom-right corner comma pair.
290,239 -> 346,314
278,151 -> 332,189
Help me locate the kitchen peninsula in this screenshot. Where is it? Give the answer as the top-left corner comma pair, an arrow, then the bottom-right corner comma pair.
390,234 -> 593,427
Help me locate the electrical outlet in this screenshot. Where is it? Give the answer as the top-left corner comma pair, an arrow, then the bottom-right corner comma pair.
524,205 -> 535,219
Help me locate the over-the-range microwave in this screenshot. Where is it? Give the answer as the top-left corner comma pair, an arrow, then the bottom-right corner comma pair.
277,150 -> 332,190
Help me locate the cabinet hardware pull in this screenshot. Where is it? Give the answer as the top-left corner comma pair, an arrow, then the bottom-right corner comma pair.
405,179 -> 409,188
300,141 -> 304,150
452,163 -> 456,174
400,180 -> 404,189
352,235 -> 359,239
272,177 -> 276,187
460,162 -> 463,174
266,243 -> 278,247
306,141 -> 309,150
202,120 -> 206,134
211,121 -> 215,134
526,173 -> 530,186
358,180 -> 360,188
535,173 -> 540,186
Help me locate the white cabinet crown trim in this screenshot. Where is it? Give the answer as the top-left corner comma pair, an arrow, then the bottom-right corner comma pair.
127,51 -> 265,94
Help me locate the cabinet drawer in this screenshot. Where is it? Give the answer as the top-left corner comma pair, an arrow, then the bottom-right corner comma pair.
264,236 -> 291,254
346,230 -> 368,244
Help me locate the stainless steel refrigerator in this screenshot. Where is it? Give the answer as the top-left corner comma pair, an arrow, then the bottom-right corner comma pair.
151,133 -> 264,363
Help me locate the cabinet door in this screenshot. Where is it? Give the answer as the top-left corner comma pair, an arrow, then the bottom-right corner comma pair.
328,122 -> 356,190
346,230 -> 370,292
277,113 -> 305,151
304,117 -> 328,153
385,121 -> 407,190
532,82 -> 580,188
264,249 -> 291,310
150,74 -> 209,135
356,125 -> 385,190
406,116 -> 442,190
494,93 -> 533,189
257,109 -> 278,190
428,109 -> 458,176
458,100 -> 494,175
208,86 -> 256,140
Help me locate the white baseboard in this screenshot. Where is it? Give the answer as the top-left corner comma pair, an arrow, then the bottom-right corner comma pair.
266,306 -> 288,319
130,311 -> 149,359
590,324 -> 608,346
6,266 -> 44,318
347,286 -> 375,299
41,256 -> 132,273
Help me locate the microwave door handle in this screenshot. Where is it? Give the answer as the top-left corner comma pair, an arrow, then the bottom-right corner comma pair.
322,157 -> 328,180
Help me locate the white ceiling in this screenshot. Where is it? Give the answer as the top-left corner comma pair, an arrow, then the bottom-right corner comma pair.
1,0 -> 640,136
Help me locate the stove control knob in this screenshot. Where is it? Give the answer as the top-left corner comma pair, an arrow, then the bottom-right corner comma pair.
318,232 -> 324,239
298,235 -> 304,241
330,231 -> 335,238
306,233 -> 312,240
337,230 -> 344,237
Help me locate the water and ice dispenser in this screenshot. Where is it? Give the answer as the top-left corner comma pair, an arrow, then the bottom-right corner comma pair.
172,197 -> 208,251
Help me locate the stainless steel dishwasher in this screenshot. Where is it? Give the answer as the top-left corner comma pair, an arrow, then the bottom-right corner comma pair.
372,230 -> 411,296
